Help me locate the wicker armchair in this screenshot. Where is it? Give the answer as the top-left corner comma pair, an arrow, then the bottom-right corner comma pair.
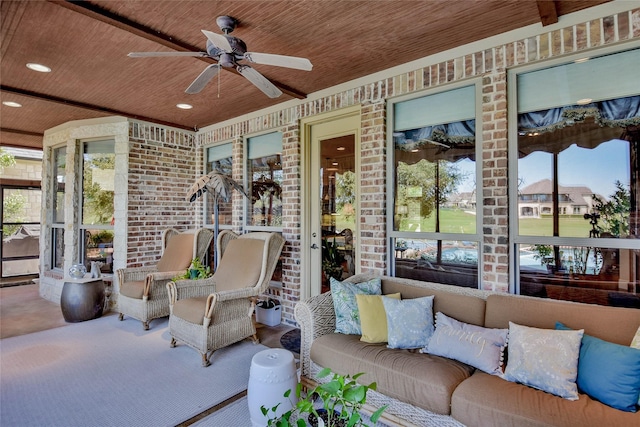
167,230 -> 285,366
117,228 -> 214,330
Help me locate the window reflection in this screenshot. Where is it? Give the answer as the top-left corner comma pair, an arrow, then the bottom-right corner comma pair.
394,238 -> 478,288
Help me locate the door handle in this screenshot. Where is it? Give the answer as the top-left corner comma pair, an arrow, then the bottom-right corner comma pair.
311,243 -> 319,249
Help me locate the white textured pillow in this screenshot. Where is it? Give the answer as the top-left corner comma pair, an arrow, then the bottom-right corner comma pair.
503,322 -> 583,400
425,312 -> 508,376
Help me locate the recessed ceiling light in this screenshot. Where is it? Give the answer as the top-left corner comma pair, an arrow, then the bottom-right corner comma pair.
336,146 -> 345,151
576,98 -> 592,105
410,149 -> 419,153
332,162 -> 339,166
2,101 -> 22,108
176,103 -> 193,109
26,63 -> 51,72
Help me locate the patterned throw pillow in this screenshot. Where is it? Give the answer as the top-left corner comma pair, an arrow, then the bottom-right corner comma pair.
382,295 -> 434,349
503,322 -> 583,400
425,312 -> 508,376
330,277 -> 381,335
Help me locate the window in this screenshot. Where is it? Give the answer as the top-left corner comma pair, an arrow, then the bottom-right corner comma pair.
80,140 -> 115,273
389,84 -> 481,288
245,132 -> 283,285
51,146 -> 66,269
511,48 -> 640,308
245,132 -> 283,229
205,143 -> 233,228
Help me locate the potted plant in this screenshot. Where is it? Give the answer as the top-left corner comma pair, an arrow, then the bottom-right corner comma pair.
173,257 -> 211,281
261,367 -> 387,427
322,238 -> 345,283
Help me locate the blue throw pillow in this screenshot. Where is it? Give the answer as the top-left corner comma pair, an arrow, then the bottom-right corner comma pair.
382,295 -> 434,349
556,322 -> 640,412
330,277 -> 381,335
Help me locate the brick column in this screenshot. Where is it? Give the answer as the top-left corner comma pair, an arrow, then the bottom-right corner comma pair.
360,100 -> 387,274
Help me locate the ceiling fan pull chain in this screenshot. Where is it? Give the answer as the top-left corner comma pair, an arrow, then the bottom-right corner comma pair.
217,66 -> 221,98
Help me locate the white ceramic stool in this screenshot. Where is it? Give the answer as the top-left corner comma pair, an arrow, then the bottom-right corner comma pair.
247,348 -> 298,427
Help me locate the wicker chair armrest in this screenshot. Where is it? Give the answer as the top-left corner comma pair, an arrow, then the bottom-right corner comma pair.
166,278 -> 217,305
204,287 -> 260,318
116,266 -> 157,283
144,272 -> 181,298
294,291 -> 336,377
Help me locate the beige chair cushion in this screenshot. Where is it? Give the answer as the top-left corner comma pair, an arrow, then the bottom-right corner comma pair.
156,233 -> 195,272
120,280 -> 145,299
212,239 -> 265,292
173,296 -> 208,325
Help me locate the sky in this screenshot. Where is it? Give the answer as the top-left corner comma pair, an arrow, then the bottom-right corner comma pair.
452,139 -> 629,198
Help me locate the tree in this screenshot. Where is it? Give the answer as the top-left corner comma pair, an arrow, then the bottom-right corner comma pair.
396,159 -> 464,218
335,170 -> 356,220
82,155 -> 115,224
0,148 -> 16,171
2,193 -> 25,236
592,180 -> 630,238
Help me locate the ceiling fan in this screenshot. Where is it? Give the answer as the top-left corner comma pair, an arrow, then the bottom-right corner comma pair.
128,15 -> 313,98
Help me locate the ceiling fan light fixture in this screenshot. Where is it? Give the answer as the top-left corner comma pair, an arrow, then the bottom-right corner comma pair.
176,103 -> 193,109
2,101 -> 22,108
26,63 -> 51,73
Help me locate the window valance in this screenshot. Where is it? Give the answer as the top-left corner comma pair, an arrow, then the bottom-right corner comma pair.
518,95 -> 640,136
394,120 -> 475,164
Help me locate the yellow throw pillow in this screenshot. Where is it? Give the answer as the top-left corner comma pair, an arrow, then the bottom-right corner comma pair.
356,293 -> 401,343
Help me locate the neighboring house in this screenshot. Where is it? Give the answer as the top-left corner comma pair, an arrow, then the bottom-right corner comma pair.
444,191 -> 476,210
518,179 -> 601,218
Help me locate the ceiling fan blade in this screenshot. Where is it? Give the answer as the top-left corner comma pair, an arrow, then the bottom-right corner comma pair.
201,30 -> 233,52
185,64 -> 221,94
237,66 -> 283,98
128,52 -> 208,58
244,52 -> 313,71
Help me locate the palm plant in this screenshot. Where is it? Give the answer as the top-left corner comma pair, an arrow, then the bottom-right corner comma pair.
186,169 -> 248,268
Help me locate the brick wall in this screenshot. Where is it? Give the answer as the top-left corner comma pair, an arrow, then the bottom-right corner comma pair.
193,8 -> 639,323
125,122 -> 197,267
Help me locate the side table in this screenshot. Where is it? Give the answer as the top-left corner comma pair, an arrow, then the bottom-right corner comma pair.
60,276 -> 106,322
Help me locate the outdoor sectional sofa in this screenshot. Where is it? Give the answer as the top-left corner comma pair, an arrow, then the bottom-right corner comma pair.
294,273 -> 640,426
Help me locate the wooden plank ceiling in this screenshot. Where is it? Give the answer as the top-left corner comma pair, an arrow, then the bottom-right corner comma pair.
0,0 -> 610,150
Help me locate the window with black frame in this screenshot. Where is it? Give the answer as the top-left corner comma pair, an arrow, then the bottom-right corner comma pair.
514,48 -> 640,309
390,84 -> 480,288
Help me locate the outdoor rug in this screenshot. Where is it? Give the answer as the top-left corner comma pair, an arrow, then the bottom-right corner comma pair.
279,328 -> 301,354
192,396 -> 253,427
0,314 -> 267,427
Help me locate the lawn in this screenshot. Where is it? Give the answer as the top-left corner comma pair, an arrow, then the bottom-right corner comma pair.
396,209 -> 593,237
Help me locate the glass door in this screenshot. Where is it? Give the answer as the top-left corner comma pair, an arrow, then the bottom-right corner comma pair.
319,135 -> 356,293
302,106 -> 361,299
1,186 -> 41,278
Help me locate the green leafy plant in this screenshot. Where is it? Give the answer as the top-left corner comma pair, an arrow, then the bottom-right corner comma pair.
173,257 -> 211,280
261,368 -> 387,427
322,238 -> 345,282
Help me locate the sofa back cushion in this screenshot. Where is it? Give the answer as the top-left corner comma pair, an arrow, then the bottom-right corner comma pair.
381,278 -> 487,327
156,233 -> 194,272
485,294 -> 640,345
212,238 -> 265,292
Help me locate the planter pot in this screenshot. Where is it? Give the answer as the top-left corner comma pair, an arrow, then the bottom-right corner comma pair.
255,303 -> 281,326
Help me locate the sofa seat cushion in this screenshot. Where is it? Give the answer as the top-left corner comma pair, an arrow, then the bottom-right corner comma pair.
310,333 -> 475,415
451,371 -> 640,427
120,280 -> 145,299
173,296 -> 208,325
